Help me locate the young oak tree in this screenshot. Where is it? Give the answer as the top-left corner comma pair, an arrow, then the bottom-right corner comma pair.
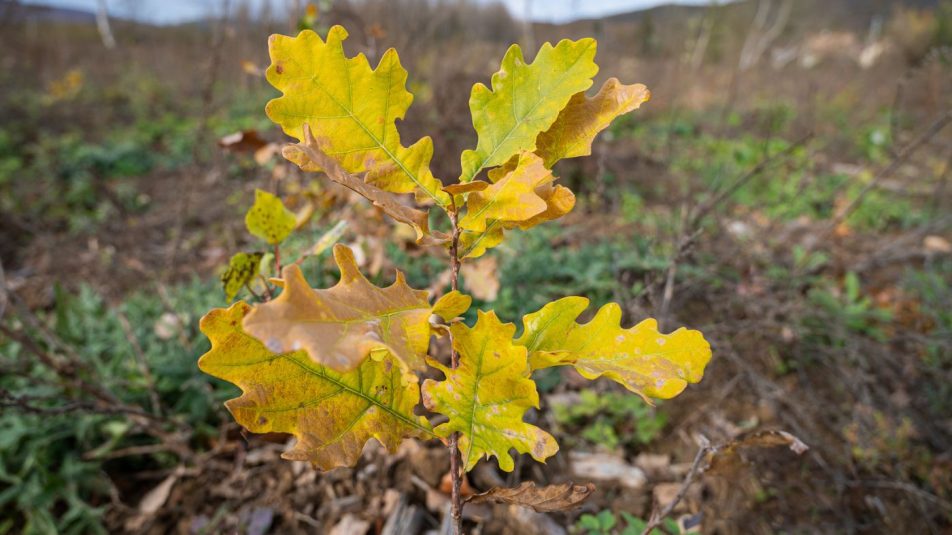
199,26 -> 712,532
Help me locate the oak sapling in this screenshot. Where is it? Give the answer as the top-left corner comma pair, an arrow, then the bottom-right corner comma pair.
199,26 -> 712,533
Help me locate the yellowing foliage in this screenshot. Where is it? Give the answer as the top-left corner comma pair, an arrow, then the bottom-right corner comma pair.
245,189 -> 297,245
516,297 -> 711,401
243,244 -> 432,374
460,38 -> 598,182
201,26 -> 712,494
266,27 -> 450,206
422,311 -> 558,471
199,302 -> 432,470
221,252 -> 263,302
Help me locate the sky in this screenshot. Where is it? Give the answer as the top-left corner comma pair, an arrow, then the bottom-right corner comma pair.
19,0 -> 715,24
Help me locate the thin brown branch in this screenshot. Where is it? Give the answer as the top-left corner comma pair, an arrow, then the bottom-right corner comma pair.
641,435 -> 712,535
827,111 -> 952,234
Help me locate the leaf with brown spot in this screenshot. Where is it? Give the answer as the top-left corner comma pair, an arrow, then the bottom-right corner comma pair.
242,244 -> 433,374
198,302 -> 432,470
285,124 -> 448,245
534,78 -> 650,168
422,310 -> 558,471
266,27 -> 450,206
465,481 -> 595,512
246,189 -> 297,245
516,297 -> 712,401
221,252 -> 263,302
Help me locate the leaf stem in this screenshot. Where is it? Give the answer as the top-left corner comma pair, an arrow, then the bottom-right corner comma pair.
448,210 -> 464,534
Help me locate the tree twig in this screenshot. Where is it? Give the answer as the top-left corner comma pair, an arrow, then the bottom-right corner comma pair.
641,435 -> 712,535
826,111 -> 952,235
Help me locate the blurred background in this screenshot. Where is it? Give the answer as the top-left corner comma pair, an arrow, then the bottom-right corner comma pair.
1,0 -> 951,533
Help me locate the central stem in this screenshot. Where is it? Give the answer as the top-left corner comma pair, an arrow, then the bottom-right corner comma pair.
448,211 -> 464,535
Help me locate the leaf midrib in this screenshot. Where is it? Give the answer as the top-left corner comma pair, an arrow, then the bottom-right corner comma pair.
278,52 -> 446,206
463,40 -> 595,182
223,352 -> 435,437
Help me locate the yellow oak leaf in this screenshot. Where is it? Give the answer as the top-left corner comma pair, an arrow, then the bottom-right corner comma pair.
459,152 -> 554,233
513,183 -> 576,230
246,189 -> 297,245
458,222 -> 505,260
242,244 -> 432,374
460,38 -> 598,182
431,290 -> 472,322
515,297 -> 711,401
456,74 -> 644,253
422,311 -> 558,472
199,302 -> 432,470
456,171 -> 575,259
535,78 -> 650,168
221,252 -> 263,302
285,125 -> 447,245
266,27 -> 450,206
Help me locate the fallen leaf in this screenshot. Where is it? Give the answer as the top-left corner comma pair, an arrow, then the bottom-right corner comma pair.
707,429 -> 809,475
219,129 -> 268,152
569,451 -> 647,489
924,235 -> 951,253
465,481 -> 595,512
461,256 -> 500,302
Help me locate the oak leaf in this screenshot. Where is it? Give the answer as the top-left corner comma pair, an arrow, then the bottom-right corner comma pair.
286,125 -> 447,244
465,481 -> 595,512
515,297 -> 711,401
198,302 -> 432,470
431,290 -> 472,322
246,189 -> 297,245
535,78 -> 650,168
422,311 -> 558,471
460,38 -> 598,182
242,244 -> 432,374
266,27 -> 450,206
458,152 -> 553,233
221,252 -> 263,302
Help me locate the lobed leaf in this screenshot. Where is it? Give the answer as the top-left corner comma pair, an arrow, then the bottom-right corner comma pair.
535,78 -> 650,168
266,27 -> 450,206
246,189 -> 297,245
515,297 -> 711,401
459,152 -> 553,233
199,302 -> 432,470
431,290 -> 472,322
286,125 -> 447,244
221,252 -> 264,302
242,244 -> 432,374
460,38 -> 598,182
422,311 -> 558,471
